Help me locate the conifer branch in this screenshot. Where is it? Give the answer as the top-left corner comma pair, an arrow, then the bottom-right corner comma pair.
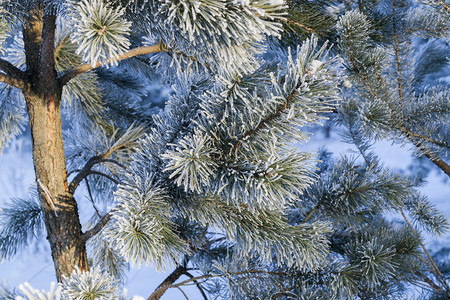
60,41 -> 166,86
226,89 -> 299,156
399,126 -> 450,149
301,203 -> 320,224
81,212 -> 112,242
344,107 -> 448,292
409,137 -> 450,177
344,27 -> 450,177
392,1 -> 405,111
0,57 -> 26,89
400,209 -> 448,290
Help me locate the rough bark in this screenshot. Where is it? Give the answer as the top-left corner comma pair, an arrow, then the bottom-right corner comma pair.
22,9 -> 89,282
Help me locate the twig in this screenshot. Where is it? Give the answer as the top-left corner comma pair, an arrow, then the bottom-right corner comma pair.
87,171 -> 120,185
176,287 -> 190,300
183,272 -> 209,300
283,19 -> 322,36
85,177 -> 102,218
301,203 -> 320,224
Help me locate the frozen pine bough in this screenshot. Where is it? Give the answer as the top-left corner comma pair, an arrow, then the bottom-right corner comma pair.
0,0 -> 449,299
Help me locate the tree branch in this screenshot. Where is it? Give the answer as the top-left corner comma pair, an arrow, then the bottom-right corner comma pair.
0,59 -> 26,90
81,212 -> 112,242
85,176 -> 102,218
0,73 -> 26,90
301,203 -> 320,224
0,58 -> 25,81
183,271 -> 209,300
282,18 -> 322,36
68,155 -> 103,194
409,137 -> 450,177
225,89 -> 299,157
60,41 -> 166,86
401,209 -> 448,290
68,155 -> 125,194
87,171 -> 120,185
148,263 -> 188,300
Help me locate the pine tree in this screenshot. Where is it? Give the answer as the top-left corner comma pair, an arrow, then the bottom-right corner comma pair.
0,0 -> 448,299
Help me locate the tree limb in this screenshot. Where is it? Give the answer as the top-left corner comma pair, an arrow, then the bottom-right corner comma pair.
148,263 -> 188,300
0,58 -> 25,81
68,155 -> 124,194
81,212 -> 112,242
0,73 -> 26,90
60,41 -> 166,86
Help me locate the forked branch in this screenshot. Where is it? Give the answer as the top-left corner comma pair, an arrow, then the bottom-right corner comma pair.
68,155 -> 125,194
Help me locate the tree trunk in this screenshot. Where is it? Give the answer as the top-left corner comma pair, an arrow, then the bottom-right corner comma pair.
22,8 -> 89,282
26,92 -> 89,281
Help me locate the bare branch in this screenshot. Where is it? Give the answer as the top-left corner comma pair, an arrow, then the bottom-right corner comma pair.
176,287 -> 190,300
301,203 -> 320,224
87,171 -> 120,185
81,212 -> 112,242
149,269 -> 292,299
95,159 -> 127,170
183,271 -> 209,300
85,176 -> 102,218
60,41 -> 166,86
